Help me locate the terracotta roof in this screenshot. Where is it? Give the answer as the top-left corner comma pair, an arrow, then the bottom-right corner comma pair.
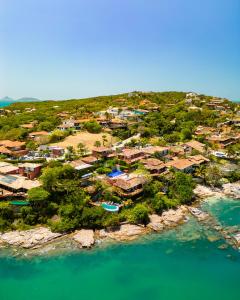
0,140 -> 25,148
82,156 -> 99,164
207,135 -> 232,142
188,155 -> 210,164
0,163 -> 19,174
92,146 -> 112,153
20,123 -> 34,129
143,146 -> 169,155
113,176 -> 146,190
0,174 -> 41,190
0,146 -> 12,155
29,131 -> 49,136
120,148 -> 144,158
142,158 -> 165,170
166,159 -> 195,170
68,160 -> 92,170
18,163 -> 42,168
183,141 -> 206,153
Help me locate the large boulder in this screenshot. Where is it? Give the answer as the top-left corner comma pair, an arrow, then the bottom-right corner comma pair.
147,214 -> 164,231
72,229 -> 95,248
99,224 -> 149,241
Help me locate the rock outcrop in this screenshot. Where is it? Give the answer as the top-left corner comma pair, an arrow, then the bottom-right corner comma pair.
72,229 -> 95,248
222,182 -> 240,199
99,224 -> 149,241
148,206 -> 188,231
194,185 -> 222,198
0,227 -> 63,249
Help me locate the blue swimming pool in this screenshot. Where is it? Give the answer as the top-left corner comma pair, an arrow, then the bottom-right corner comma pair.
101,203 -> 119,212
107,170 -> 124,178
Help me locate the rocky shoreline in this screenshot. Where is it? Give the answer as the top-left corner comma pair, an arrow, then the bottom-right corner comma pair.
0,183 -> 239,254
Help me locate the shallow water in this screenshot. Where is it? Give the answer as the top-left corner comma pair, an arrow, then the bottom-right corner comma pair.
0,198 -> 240,300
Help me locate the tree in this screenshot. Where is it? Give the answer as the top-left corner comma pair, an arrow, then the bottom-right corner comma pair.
152,193 -> 178,214
127,204 -> 149,225
84,121 -> 102,133
65,146 -> 76,161
77,142 -> 87,157
94,140 -> 101,147
40,165 -> 75,192
28,187 -> 50,207
181,128 -> 192,141
102,134 -> 108,146
170,172 -> 195,204
26,140 -> 37,150
204,165 -> 223,187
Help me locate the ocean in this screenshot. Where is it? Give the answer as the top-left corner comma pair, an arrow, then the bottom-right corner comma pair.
0,101 -> 14,108
0,197 -> 239,300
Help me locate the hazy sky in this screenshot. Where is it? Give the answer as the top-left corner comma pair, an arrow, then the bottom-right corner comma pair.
0,0 -> 239,100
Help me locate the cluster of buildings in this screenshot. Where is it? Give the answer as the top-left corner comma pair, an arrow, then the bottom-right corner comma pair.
0,162 -> 42,195
70,140 -> 211,198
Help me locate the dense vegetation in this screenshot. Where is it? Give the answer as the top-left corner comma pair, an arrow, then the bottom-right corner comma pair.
0,91 -> 239,232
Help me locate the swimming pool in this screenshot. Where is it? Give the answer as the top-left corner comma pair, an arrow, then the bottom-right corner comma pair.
101,203 -> 119,212
10,201 -> 29,206
107,170 -> 124,178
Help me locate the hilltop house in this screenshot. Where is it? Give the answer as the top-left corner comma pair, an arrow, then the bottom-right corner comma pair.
0,162 -> 19,175
0,174 -> 41,193
142,158 -> 167,176
18,163 -> 42,179
165,155 -> 209,173
28,131 -> 49,142
142,146 -> 169,157
182,141 -> 206,154
0,140 -> 28,157
110,174 -> 147,197
118,148 -> 145,164
92,147 -> 115,159
206,135 -> 236,149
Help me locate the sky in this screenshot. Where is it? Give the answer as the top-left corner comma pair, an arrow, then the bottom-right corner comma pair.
0,0 -> 239,100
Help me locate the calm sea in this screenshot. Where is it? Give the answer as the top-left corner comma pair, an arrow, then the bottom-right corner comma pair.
0,198 -> 239,300
0,101 -> 14,108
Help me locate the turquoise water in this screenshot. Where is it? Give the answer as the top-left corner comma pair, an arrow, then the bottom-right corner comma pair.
0,198 -> 240,300
101,202 -> 119,211
0,101 -> 14,108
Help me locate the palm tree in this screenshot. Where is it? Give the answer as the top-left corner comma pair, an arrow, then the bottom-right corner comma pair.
77,142 -> 87,157
102,134 -> 108,146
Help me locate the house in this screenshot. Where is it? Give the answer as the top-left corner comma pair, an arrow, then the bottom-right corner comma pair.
165,155 -> 209,173
82,156 -> 99,165
0,140 -> 28,157
38,145 -> 65,157
188,155 -> 210,165
18,163 -> 42,179
111,174 -> 147,197
206,135 -> 236,149
142,146 -> 169,157
57,119 -> 83,131
0,162 -> 19,175
142,158 -> 167,176
194,126 -> 216,136
20,122 -> 35,129
51,146 -> 65,157
28,131 -> 49,141
182,141 -> 206,154
92,147 -> 115,159
118,148 -> 145,164
68,159 -> 93,171
109,119 -> 127,129
165,159 -> 196,173
0,174 -> 41,193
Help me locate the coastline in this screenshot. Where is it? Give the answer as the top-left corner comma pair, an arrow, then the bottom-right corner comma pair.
0,183 -> 239,257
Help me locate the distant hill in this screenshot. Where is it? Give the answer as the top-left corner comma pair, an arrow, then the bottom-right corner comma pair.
0,96 -> 41,103
16,97 -> 41,102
